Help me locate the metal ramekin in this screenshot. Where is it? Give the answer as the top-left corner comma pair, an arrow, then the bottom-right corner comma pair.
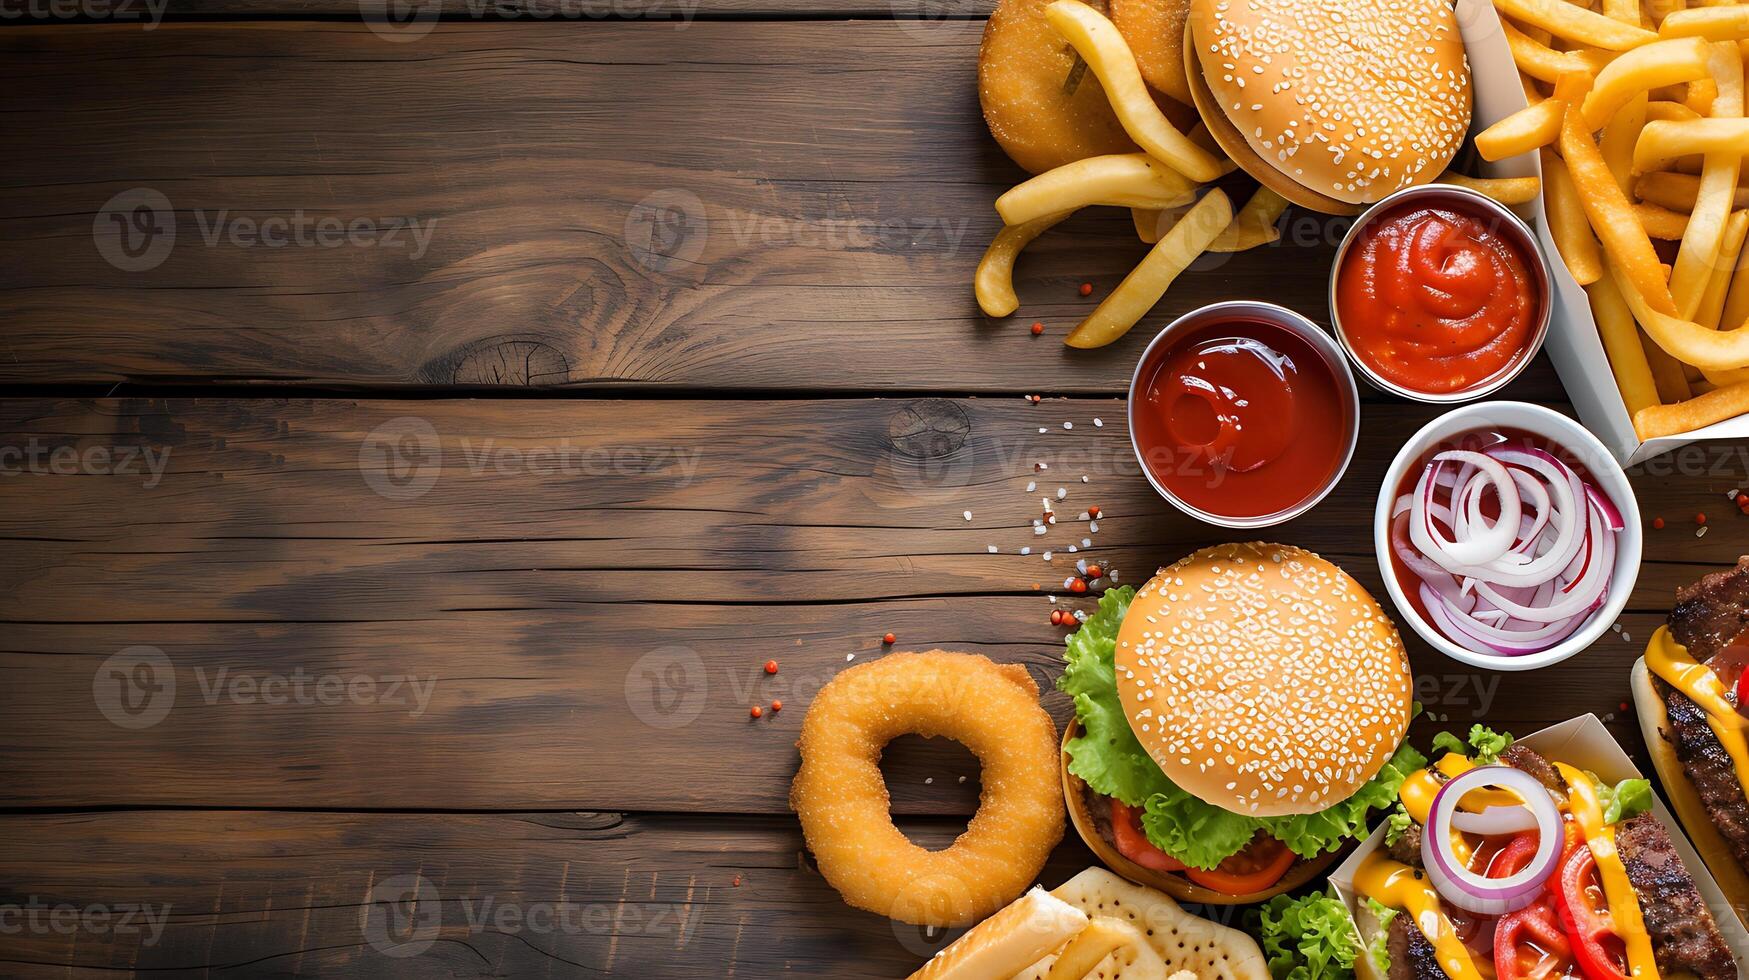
1126,300 -> 1361,529
1328,183 -> 1554,404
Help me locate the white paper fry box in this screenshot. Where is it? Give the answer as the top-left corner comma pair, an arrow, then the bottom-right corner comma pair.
1454,0 -> 1748,466
1328,714 -> 1749,969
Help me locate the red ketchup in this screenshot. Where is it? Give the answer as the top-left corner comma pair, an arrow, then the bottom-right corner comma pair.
1131,318 -> 1350,521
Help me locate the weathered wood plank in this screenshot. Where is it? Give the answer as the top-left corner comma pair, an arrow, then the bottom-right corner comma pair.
0,21 -> 1569,398
0,809 -> 1088,978
0,397 -> 1732,811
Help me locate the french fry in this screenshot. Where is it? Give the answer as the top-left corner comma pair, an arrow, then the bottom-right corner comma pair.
1544,149 -> 1606,283
1043,918 -> 1147,980
1667,41 -> 1742,318
1611,259 -> 1749,369
1435,171 -> 1544,205
1601,93 -> 1649,191
1495,0 -> 1659,50
1634,201 -> 1692,237
1065,189 -> 1231,349
1643,327 -> 1696,400
1695,210 -> 1749,344
1132,208 -> 1163,244
1635,379 -> 1749,438
1603,0 -> 1642,28
1587,273 -> 1663,418
1562,78 -> 1680,313
995,153 -> 1195,225
1580,36 -> 1710,129
1660,6 -> 1749,42
1721,216 -> 1749,331
1634,170 -> 1749,210
1476,99 -> 1567,160
1186,122 -> 1238,176
1507,19 -> 1613,81
1208,186 -> 1287,252
1633,118 -> 1749,174
1645,99 -> 1703,120
974,210 -> 1074,317
1044,1 -> 1223,182
1685,76 -> 1719,114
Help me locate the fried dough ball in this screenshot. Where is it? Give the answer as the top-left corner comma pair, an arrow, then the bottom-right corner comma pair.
790,650 -> 1065,926
1110,0 -> 1192,106
979,0 -> 1143,173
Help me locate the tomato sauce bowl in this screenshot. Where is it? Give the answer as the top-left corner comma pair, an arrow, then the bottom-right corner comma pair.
1330,184 -> 1553,404
1127,301 -> 1360,529
1374,401 -> 1642,672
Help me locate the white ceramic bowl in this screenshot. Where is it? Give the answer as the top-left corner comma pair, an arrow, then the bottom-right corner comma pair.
1373,401 -> 1642,671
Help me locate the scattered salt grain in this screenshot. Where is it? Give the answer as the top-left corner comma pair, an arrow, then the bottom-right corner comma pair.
1063,422 -> 1074,430
1093,418 -> 1103,427
1068,545 -> 1078,553
1088,521 -> 1100,533
1698,526 -> 1710,538
1038,427 -> 1047,434
1080,475 -> 1089,483
1043,552 -> 1054,562
1056,487 -> 1067,499
1034,525 -> 1047,535
1037,462 -> 1048,470
987,545 -> 998,553
1082,538 -> 1092,547
924,777 -> 933,784
1026,481 -> 1037,492
1076,559 -> 1088,574
846,653 -> 855,661
1611,622 -> 1621,633
963,510 -> 973,521
1622,632 -> 1632,642
1021,547 -> 1031,555
957,775 -> 967,784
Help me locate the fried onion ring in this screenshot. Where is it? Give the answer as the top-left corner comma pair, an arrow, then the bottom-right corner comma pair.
790,650 -> 1064,926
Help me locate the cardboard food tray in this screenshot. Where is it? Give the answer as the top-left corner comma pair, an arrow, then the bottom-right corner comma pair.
1328,714 -> 1749,970
1455,0 -> 1748,466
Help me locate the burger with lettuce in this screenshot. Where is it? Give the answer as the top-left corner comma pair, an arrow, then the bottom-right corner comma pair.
1058,543 -> 1426,902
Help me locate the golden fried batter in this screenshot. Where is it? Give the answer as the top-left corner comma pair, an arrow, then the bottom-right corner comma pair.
790,650 -> 1064,926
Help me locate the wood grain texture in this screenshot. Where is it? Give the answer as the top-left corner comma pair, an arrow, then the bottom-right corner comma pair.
0,396 -> 1731,812
0,20 -> 1571,397
0,809 -> 1110,978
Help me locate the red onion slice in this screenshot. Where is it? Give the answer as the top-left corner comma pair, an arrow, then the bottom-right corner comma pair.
1421,765 -> 1562,915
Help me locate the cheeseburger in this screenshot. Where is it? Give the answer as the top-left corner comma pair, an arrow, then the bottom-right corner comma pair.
1186,0 -> 1472,207
1059,542 -> 1423,903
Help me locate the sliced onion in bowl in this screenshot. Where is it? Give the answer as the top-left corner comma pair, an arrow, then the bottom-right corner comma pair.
1421,765 -> 1562,915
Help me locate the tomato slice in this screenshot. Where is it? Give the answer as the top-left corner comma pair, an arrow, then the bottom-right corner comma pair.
1184,834 -> 1297,894
1556,844 -> 1630,980
1108,798 -> 1187,873
1495,897 -> 1572,980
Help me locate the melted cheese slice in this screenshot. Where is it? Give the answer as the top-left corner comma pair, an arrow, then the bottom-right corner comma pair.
1645,625 -> 1749,804
1555,763 -> 1661,980
1353,852 -> 1485,980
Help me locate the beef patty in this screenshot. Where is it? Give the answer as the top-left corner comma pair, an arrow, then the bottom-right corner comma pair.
1385,911 -> 1449,980
1615,814 -> 1737,980
1659,556 -> 1749,876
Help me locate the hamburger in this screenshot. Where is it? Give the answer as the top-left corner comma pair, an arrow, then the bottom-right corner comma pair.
1058,542 -> 1424,903
1633,556 -> 1749,925
1185,0 -> 1472,209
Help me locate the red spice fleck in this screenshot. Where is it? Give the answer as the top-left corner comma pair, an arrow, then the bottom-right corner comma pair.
1085,565 -> 1103,579
1050,610 -> 1063,626
1619,701 -> 1630,712
771,699 -> 782,712
731,875 -> 742,887
1078,282 -> 1093,297
1087,505 -> 1101,518
1738,494 -> 1748,507
1697,512 -> 1709,525
1069,578 -> 1088,594
1653,517 -> 1665,529
883,632 -> 896,645
764,659 -> 779,675
749,705 -> 763,719
1030,322 -> 1044,336
1030,394 -> 1042,403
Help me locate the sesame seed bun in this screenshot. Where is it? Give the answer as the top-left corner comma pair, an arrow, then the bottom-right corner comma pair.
1187,0 -> 1472,205
1114,543 -> 1413,818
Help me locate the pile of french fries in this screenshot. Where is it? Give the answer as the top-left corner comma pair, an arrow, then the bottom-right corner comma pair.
975,0 -> 1534,350
1478,0 -> 1749,439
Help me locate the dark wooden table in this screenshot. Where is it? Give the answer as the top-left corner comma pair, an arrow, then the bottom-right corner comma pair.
1,5 -> 1744,976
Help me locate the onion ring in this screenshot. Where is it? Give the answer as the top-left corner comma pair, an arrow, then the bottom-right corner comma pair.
790,650 -> 1065,926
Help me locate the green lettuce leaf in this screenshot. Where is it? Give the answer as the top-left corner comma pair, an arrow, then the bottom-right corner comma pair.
1058,585 -> 1426,869
1256,893 -> 1360,980
1594,775 -> 1654,825
1382,803 -> 1413,847
1363,899 -> 1399,977
1431,724 -> 1513,765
